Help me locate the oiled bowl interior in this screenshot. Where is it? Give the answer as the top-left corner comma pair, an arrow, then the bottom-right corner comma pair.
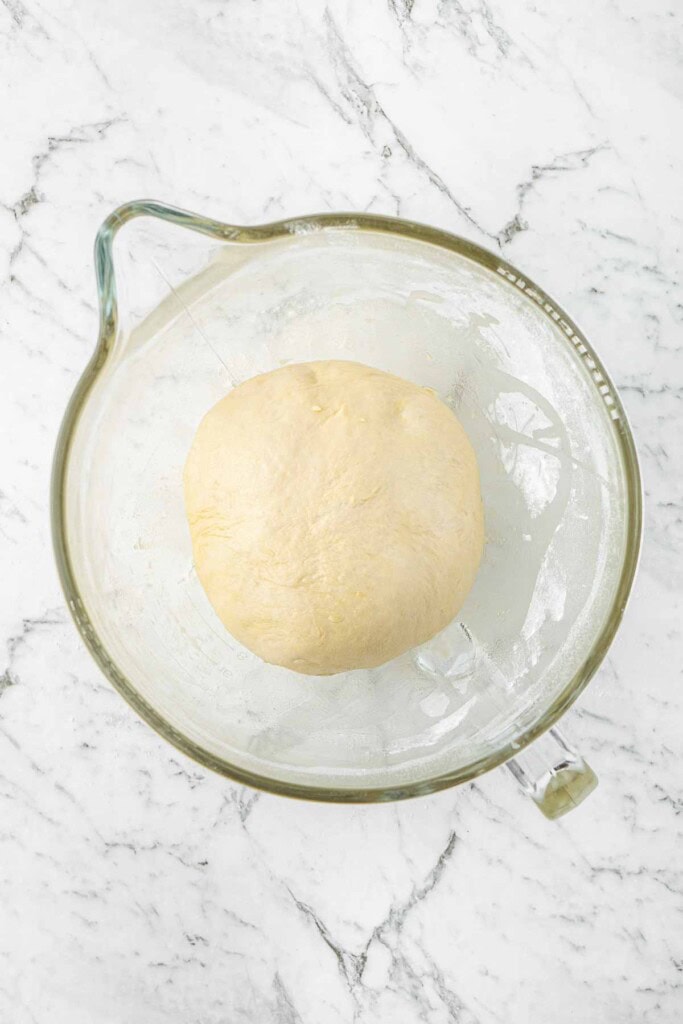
64,226 -> 630,792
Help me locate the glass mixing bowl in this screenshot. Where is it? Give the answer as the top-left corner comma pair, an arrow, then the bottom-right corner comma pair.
51,202 -> 641,816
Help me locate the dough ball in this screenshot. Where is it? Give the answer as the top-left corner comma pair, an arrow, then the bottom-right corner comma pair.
184,360 -> 484,675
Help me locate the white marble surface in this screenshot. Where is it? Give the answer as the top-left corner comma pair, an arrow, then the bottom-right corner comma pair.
2,0 -> 683,1021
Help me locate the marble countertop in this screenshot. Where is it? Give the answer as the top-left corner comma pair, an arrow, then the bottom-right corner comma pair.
2,1 -> 682,1021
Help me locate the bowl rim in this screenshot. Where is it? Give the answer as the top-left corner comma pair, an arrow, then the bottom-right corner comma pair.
50,199 -> 643,803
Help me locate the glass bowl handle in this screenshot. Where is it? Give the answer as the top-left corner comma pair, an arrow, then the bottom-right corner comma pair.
505,726 -> 598,819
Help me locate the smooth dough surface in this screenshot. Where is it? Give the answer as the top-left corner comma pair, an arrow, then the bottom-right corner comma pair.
184,360 -> 484,675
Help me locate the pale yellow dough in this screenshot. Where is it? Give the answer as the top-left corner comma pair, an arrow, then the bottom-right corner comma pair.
184,360 -> 484,675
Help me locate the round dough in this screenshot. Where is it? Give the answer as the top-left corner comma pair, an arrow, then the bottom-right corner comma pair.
184,360 -> 484,675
